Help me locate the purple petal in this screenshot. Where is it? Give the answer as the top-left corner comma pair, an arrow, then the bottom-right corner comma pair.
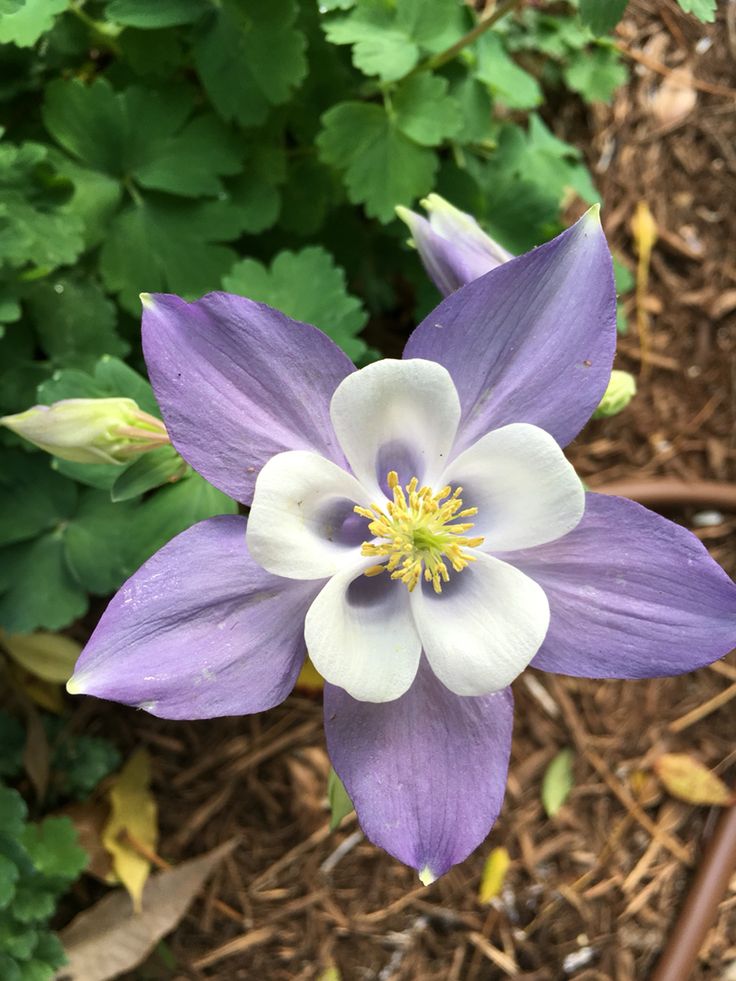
396,206 -> 511,296
141,292 -> 354,505
324,658 -> 514,880
403,209 -> 616,451
69,515 -> 320,719
501,493 -> 736,678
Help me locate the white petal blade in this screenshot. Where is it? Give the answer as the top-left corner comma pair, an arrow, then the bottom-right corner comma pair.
246,450 -> 372,580
411,552 -> 550,696
329,359 -> 461,497
305,563 -> 422,702
442,423 -> 585,553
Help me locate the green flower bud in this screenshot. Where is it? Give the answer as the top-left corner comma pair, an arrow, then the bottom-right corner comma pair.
592,370 -> 637,419
1,398 -> 169,464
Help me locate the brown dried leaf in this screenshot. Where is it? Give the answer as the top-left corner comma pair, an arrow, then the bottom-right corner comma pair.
654,753 -> 733,806
57,839 -> 238,981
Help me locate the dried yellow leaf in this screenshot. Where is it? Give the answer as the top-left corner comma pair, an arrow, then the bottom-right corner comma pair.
478,846 -> 510,904
295,656 -> 324,694
2,629 -> 81,683
102,749 -> 159,912
654,753 -> 733,807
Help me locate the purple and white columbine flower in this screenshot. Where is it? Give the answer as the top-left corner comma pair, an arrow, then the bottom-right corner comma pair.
69,208 -> 736,883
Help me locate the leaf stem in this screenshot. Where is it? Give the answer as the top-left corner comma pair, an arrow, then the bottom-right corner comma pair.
411,0 -> 525,76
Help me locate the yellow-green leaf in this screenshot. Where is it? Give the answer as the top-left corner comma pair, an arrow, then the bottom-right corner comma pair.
654,753 -> 733,807
478,846 -> 510,904
102,749 -> 158,911
294,655 -> 324,694
2,629 -> 81,683
541,748 -> 575,817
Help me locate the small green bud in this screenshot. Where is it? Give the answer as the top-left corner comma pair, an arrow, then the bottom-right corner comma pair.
1,397 -> 169,464
592,370 -> 637,419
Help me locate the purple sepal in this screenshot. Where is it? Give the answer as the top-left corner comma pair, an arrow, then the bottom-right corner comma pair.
142,292 -> 354,505
397,204 -> 512,296
403,209 -> 616,452
324,658 -> 514,880
69,515 -> 321,719
502,493 -> 736,678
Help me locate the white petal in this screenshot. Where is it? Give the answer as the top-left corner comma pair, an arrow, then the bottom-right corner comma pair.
442,423 -> 585,552
246,451 -> 373,579
305,562 -> 422,702
410,552 -> 549,696
329,359 -> 461,497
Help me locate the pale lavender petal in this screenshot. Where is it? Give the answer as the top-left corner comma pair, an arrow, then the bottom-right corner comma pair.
141,292 -> 354,505
324,659 -> 514,880
403,209 -> 616,451
500,493 -> 736,678
396,206 -> 510,296
69,515 -> 320,719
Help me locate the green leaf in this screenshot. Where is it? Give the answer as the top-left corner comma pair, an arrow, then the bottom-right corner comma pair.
393,74 -> 461,147
20,817 -> 87,880
224,247 -> 369,362
0,786 -> 27,836
0,854 -> 19,911
541,748 -> 574,817
106,0 -> 209,27
27,277 -> 128,369
44,79 -> 240,196
278,157 -> 333,236
475,32 -> 543,110
0,0 -> 69,46
318,102 -> 437,222
563,45 -> 627,103
0,452 -> 77,549
0,713 -> 25,779
110,446 -> 187,503
327,768 -> 354,830
676,0 -> 716,21
132,114 -> 243,198
0,140 -> 84,270
100,196 -> 242,313
193,0 -> 307,126
48,727 -> 121,801
579,0 -> 628,35
448,75 -> 494,145
227,143 -> 286,234
49,154 -> 122,251
523,114 -> 598,204
38,355 -> 159,418
323,0 -> 461,81
62,489 -> 143,595
0,532 -> 87,633
613,255 -> 634,293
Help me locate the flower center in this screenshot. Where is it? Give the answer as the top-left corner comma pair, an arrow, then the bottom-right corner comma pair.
354,471 -> 484,594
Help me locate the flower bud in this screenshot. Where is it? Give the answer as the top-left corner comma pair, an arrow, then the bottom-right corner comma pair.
396,193 -> 513,296
592,370 -> 637,419
1,398 -> 170,464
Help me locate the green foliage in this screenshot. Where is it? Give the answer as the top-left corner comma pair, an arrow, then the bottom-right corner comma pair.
0,784 -> 86,979
676,0 -> 716,22
0,0 -> 625,633
579,0 -> 628,36
327,768 -> 354,830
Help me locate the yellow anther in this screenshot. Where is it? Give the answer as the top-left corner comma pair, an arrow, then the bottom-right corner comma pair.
354,473 -> 484,594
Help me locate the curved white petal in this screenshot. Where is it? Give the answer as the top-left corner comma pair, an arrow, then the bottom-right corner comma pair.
305,562 -> 422,702
246,451 -> 373,580
329,359 -> 461,497
410,552 -> 549,696
442,423 -> 584,553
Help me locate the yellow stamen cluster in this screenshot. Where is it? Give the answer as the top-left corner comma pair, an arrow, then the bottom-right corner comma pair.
354,471 -> 484,594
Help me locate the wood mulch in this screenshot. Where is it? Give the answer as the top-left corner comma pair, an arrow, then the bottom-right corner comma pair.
64,1 -> 736,978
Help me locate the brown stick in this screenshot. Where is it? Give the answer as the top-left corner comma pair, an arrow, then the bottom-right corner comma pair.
591,479 -> 736,513
650,803 -> 736,981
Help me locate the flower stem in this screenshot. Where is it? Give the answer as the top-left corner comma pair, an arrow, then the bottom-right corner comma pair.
410,0 -> 525,76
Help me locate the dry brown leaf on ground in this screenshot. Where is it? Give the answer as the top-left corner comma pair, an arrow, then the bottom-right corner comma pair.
1,629 -> 81,683
56,838 -> 239,981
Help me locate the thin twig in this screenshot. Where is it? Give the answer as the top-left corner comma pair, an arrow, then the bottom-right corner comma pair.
410,0 -> 524,76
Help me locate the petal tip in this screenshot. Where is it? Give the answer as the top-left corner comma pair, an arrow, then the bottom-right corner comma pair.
66,674 -> 86,696
139,292 -> 156,310
584,203 -> 602,226
418,865 -> 437,886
